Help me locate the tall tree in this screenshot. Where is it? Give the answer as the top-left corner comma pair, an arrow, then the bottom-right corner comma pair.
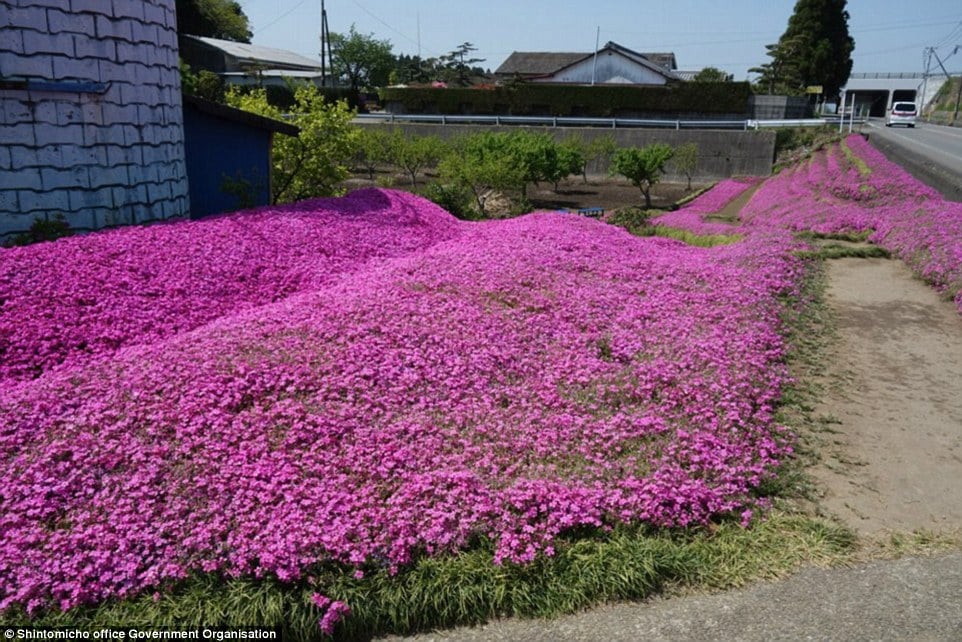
440,42 -> 485,86
175,0 -> 252,42
749,39 -> 805,95
757,0 -> 854,99
330,26 -> 395,91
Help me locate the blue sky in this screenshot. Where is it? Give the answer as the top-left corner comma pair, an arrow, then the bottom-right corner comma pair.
238,0 -> 962,80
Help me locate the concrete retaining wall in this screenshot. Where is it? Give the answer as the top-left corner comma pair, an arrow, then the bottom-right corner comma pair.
355,122 -> 775,180
0,0 -> 189,238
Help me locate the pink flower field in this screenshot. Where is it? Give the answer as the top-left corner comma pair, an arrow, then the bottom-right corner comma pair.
1,189 -> 801,616
2,134 -> 960,623
658,135 -> 962,314
652,177 -> 761,236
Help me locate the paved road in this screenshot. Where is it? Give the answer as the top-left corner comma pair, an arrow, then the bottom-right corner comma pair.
862,119 -> 962,200
384,552 -> 962,642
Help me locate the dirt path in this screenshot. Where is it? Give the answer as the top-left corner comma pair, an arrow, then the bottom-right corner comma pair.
811,257 -> 962,535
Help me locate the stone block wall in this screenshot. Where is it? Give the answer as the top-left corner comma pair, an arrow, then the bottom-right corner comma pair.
0,0 -> 189,238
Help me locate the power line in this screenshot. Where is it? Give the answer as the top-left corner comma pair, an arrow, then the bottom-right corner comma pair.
253,0 -> 310,34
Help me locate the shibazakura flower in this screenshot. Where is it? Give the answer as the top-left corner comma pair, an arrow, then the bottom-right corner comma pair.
0,189 -> 799,615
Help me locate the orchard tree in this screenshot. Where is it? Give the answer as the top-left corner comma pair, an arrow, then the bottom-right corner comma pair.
561,134 -> 616,184
439,133 -> 526,217
756,0 -> 854,100
609,144 -> 674,209
176,0 -> 251,42
550,140 -> 585,192
354,128 -> 391,181
672,142 -> 698,191
330,25 -> 395,91
387,132 -> 446,187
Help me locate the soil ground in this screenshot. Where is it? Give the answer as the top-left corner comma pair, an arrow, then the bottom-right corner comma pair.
343,172 -> 701,214
525,179 -> 693,213
810,257 -> 962,535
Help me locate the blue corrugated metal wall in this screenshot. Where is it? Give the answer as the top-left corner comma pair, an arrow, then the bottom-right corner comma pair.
183,106 -> 273,218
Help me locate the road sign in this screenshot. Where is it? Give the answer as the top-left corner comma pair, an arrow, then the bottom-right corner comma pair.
806,85 -> 823,94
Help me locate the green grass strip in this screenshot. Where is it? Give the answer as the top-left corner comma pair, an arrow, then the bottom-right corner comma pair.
648,225 -> 742,247
2,514 -> 855,640
840,139 -> 872,178
672,182 -> 717,208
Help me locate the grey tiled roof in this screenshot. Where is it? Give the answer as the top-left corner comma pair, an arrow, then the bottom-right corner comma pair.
495,52 -> 590,76
495,43 -> 677,78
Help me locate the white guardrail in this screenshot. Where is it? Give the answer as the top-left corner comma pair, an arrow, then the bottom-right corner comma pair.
355,114 -> 861,130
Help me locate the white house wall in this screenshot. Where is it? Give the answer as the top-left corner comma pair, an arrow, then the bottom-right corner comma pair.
534,52 -> 669,85
0,0 -> 189,237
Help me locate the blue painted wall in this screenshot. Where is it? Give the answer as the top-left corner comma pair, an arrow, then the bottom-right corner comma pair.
183,105 -> 273,218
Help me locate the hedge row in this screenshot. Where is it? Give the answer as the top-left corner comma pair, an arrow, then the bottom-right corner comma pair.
265,86 -> 360,111
378,82 -> 752,117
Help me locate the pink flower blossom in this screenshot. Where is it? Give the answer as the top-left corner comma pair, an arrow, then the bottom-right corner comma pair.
0,188 -> 797,616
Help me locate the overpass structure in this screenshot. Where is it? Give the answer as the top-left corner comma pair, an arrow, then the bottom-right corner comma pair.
840,72 -> 948,117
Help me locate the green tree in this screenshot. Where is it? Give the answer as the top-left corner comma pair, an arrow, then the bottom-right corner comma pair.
672,142 -> 698,191
609,144 -> 674,209
330,25 -> 395,91
757,0 -> 854,100
391,54 -> 431,85
438,133 -> 526,217
175,0 -> 251,42
692,67 -> 732,82
387,132 -> 446,187
354,128 -> 391,181
512,131 -> 558,199
551,139 -> 585,191
226,86 -> 360,203
586,134 -> 617,183
440,42 -> 486,86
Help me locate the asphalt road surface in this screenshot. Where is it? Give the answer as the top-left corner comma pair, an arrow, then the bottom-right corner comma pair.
863,120 -> 962,200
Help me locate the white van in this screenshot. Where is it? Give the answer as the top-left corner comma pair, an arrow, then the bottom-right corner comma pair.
886,102 -> 917,127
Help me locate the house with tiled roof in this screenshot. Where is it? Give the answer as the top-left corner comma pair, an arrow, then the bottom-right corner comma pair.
495,42 -> 680,85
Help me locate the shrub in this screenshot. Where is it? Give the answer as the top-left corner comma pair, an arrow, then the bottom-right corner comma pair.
227,85 -> 360,203
422,182 -> 475,220
606,206 -> 651,233
3,215 -> 73,247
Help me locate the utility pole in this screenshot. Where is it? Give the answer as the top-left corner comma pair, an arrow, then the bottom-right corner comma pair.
320,0 -> 333,87
590,27 -> 600,86
929,45 -> 961,125
951,46 -> 962,125
920,47 -> 933,115
952,68 -> 962,125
